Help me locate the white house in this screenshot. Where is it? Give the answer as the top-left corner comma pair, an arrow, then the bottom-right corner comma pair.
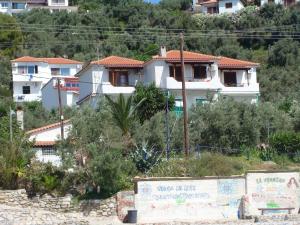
192,0 -> 245,14
0,1 -> 26,15
42,77 -> 79,110
0,0 -> 77,15
27,0 -> 78,12
26,120 -> 71,167
260,0 -> 299,6
11,56 -> 82,102
76,56 -> 144,108
143,47 -> 259,109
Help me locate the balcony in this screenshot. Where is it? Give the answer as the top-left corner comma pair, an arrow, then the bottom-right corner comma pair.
220,83 -> 260,94
100,82 -> 135,94
165,77 -> 221,90
13,73 -> 48,83
14,94 -> 42,102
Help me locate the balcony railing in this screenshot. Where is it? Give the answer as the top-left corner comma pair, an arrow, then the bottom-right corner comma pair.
14,94 -> 42,102
166,77 -> 220,90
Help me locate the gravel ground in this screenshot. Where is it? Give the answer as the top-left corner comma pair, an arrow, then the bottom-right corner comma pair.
0,204 -> 299,225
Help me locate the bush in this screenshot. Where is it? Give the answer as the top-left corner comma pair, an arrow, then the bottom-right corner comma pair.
88,147 -> 137,198
269,131 -> 300,157
150,152 -> 247,177
130,141 -> 161,173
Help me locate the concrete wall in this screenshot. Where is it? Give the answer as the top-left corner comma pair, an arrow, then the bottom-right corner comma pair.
135,177 -> 245,223
246,171 -> 300,216
135,172 -> 300,223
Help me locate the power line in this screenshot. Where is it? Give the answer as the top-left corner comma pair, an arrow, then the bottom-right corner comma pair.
0,22 -> 299,33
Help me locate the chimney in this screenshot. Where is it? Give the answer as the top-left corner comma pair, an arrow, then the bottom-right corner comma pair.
16,106 -> 24,130
159,46 -> 167,57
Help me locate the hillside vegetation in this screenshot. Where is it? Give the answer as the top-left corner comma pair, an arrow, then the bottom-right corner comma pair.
0,1 -> 300,102
1,0 -> 300,197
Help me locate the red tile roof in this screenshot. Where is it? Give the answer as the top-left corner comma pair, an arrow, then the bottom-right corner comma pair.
153,50 -> 218,63
34,141 -> 56,147
12,56 -> 82,65
26,120 -> 71,135
152,50 -> 259,68
91,56 -> 144,68
218,57 -> 259,69
198,0 -> 218,5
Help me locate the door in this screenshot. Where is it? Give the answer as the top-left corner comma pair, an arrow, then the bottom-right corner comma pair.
224,72 -> 237,87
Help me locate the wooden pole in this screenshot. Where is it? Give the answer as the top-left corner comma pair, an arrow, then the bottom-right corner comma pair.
57,78 -> 64,140
180,33 -> 189,158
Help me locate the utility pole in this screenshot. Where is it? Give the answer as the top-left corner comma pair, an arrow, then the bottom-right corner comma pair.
9,107 -> 13,143
180,33 -> 189,158
165,90 -> 170,160
57,78 -> 64,140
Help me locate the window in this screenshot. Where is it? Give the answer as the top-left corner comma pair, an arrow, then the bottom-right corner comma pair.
51,68 -> 60,75
27,65 -> 38,74
71,83 -> 77,87
12,3 -> 25,9
109,71 -> 129,86
51,68 -> 70,76
196,98 -> 208,106
66,83 -> 71,87
0,2 -> 8,8
18,65 -> 38,74
42,148 -> 56,156
207,7 -> 218,14
61,68 -> 70,76
18,66 -> 26,74
169,65 -> 183,82
22,86 -> 30,94
225,2 -> 233,8
194,66 -> 207,80
224,72 -> 237,87
51,0 -> 66,4
174,98 -> 183,117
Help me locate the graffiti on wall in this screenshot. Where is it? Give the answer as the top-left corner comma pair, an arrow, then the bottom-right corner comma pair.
135,178 -> 245,223
246,172 -> 300,215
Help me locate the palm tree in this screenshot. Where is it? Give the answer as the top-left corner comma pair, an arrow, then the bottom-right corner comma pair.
105,94 -> 145,152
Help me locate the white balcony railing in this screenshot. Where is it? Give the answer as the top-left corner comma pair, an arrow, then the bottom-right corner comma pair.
13,73 -> 49,83
165,77 -> 221,90
99,82 -> 135,94
165,77 -> 259,94
14,94 -> 42,102
220,83 -> 260,94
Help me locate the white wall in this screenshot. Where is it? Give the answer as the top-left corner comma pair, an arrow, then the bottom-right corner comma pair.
48,0 -> 68,6
12,61 -> 81,103
35,148 -> 62,167
42,79 -> 78,110
0,1 -> 11,14
219,0 -> 244,14
13,81 -> 43,102
170,90 -> 217,108
136,178 -> 245,223
78,66 -> 94,101
29,123 -> 71,142
246,172 -> 300,216
29,123 -> 72,167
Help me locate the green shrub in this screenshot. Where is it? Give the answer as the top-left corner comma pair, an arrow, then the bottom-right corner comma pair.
188,153 -> 246,177
150,152 -> 247,177
269,131 -> 300,156
130,141 -> 162,173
